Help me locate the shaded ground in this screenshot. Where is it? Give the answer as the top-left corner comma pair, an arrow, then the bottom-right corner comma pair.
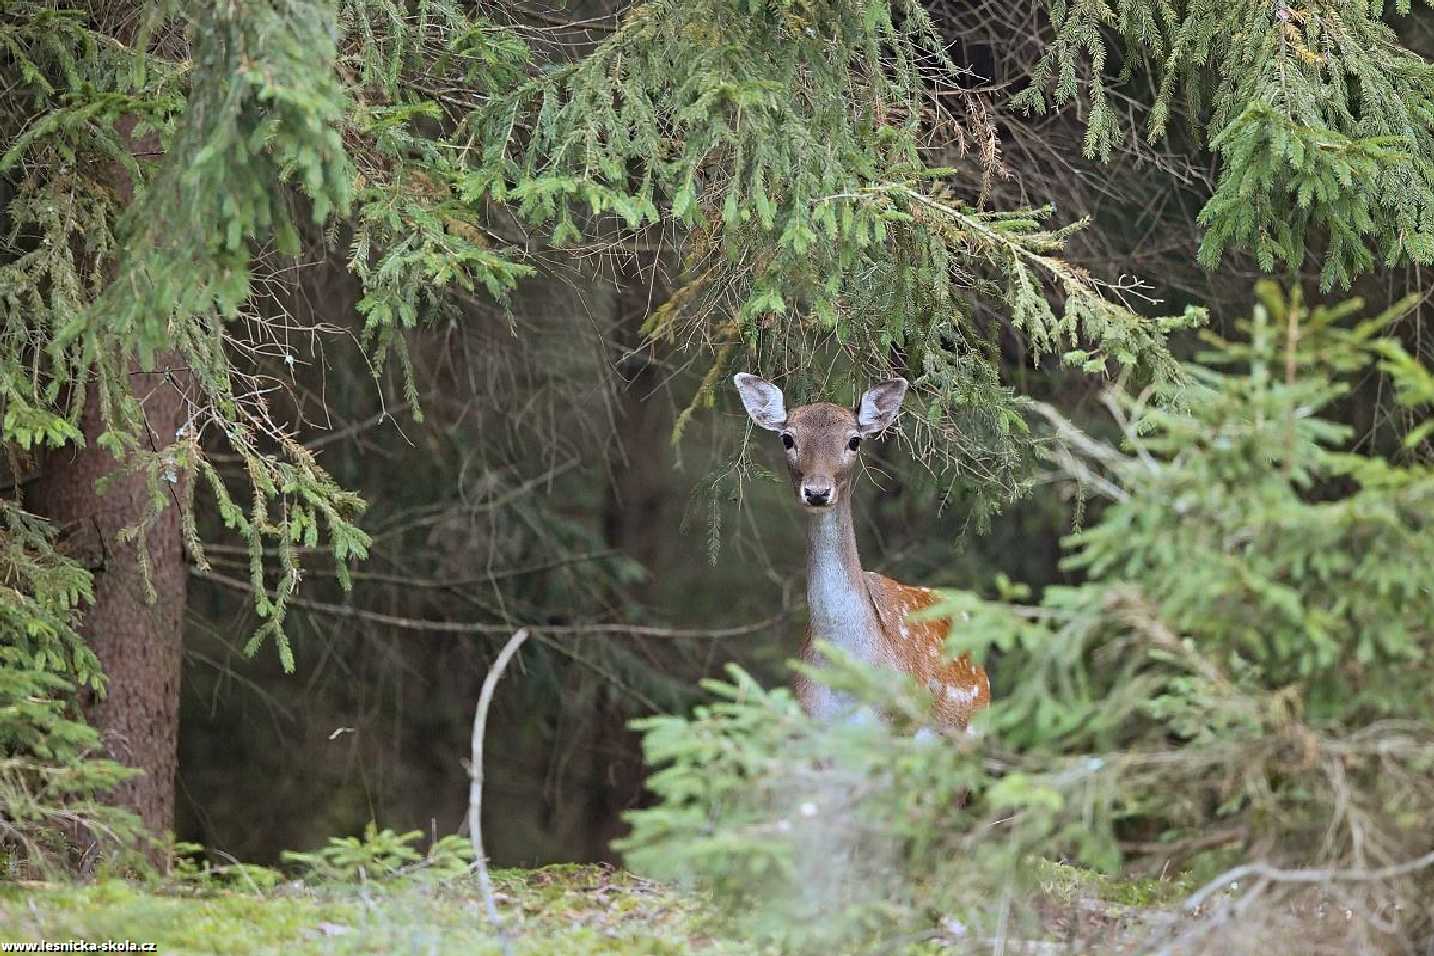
0,862 -> 1232,955
0,865 -> 746,956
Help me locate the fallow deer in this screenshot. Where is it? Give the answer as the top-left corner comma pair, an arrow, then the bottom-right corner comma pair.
734,373 -> 990,730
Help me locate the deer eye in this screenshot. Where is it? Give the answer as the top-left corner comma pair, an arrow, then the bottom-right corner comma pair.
847,436 -> 862,451
780,433 -> 796,450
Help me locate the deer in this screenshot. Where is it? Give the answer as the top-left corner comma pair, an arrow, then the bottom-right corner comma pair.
733,372 -> 990,732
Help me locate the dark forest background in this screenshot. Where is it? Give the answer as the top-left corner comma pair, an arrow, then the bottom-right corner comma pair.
4,0 -> 1432,876
158,1 -> 1431,866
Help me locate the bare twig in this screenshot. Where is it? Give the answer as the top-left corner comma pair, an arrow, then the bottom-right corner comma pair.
469,628 -> 530,956
1027,401 -> 1129,467
303,402 -> 413,451
190,566 -> 787,639
1026,401 -> 1131,502
1184,847 -> 1434,912
342,550 -> 623,588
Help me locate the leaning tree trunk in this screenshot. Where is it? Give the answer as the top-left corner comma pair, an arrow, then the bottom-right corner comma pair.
26,364 -> 189,849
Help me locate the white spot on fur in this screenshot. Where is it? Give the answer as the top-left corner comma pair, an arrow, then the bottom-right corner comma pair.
944,684 -> 979,706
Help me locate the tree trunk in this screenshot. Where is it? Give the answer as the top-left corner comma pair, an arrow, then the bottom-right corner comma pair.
579,277 -> 676,861
26,363 -> 189,850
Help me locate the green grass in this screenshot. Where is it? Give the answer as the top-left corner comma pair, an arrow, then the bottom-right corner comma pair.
0,864 -> 758,956
0,860 -> 1205,955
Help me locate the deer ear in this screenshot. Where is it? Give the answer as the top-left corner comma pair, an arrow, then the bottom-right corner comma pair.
733,373 -> 788,431
856,378 -> 908,436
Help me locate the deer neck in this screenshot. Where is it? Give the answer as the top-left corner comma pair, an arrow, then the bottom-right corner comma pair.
805,499 -> 881,663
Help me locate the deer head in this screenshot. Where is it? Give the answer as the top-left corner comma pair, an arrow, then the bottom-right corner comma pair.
733,373 -> 908,511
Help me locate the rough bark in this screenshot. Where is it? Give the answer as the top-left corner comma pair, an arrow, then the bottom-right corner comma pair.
27,365 -> 189,846
20,109 -> 187,852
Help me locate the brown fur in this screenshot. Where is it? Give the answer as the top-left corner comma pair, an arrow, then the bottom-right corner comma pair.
793,574 -> 990,728
732,373 -> 990,731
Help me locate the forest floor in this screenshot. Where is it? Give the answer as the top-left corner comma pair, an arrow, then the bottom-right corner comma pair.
0,861 -> 1197,955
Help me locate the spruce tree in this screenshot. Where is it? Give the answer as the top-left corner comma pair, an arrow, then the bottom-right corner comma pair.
621,283 -> 1434,952
1,0 -> 1190,854
9,0 -> 1433,867
1014,0 -> 1434,290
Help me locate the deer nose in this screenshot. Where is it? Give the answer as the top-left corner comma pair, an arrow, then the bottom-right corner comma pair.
802,483 -> 833,507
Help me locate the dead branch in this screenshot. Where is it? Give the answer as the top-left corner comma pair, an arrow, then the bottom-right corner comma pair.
468,627 -> 530,956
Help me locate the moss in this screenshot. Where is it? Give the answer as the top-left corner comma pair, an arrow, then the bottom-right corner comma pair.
0,865 -> 757,956
1,880 -> 357,954
1034,859 -> 1193,908
0,861 -> 1208,953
